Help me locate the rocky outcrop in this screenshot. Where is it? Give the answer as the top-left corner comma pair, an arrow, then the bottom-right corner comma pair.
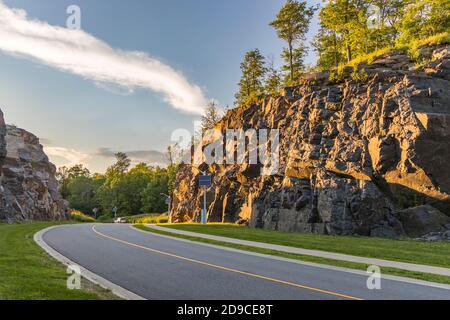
0,110 -> 67,223
170,45 -> 450,239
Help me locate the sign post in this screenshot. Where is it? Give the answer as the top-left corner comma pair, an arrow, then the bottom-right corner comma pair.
198,174 -> 212,225
161,193 -> 172,214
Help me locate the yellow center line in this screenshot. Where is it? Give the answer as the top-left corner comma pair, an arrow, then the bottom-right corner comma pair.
91,225 -> 363,301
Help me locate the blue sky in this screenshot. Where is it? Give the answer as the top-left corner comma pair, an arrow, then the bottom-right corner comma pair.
0,0 -> 320,172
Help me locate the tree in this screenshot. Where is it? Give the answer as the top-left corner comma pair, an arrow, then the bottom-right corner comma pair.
270,0 -> 316,84
367,0 -> 406,49
320,0 -> 369,63
66,176 -> 99,214
265,56 -> 283,96
235,49 -> 267,106
397,0 -> 450,46
141,172 -> 169,213
312,25 -> 344,70
201,101 -> 223,133
56,164 -> 90,198
105,152 -> 131,183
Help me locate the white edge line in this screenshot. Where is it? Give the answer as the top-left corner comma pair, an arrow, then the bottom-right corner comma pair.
34,225 -> 146,301
133,225 -> 450,291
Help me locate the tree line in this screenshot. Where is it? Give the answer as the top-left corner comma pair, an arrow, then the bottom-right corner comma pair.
235,0 -> 449,106
58,152 -> 178,218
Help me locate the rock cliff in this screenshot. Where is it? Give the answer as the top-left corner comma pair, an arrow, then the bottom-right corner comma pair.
170,45 -> 450,239
0,110 -> 67,223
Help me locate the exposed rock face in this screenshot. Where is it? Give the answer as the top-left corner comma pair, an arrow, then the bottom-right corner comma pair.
171,45 -> 450,239
0,110 -> 67,223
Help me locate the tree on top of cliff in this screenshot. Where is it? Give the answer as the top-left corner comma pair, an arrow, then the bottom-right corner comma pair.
314,0 -> 449,71
319,0 -> 369,64
397,0 -> 450,46
235,49 -> 267,106
270,0 -> 316,85
265,55 -> 283,96
201,101 -> 223,133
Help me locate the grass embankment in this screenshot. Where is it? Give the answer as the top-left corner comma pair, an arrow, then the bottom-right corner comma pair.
329,32 -> 450,81
134,224 -> 450,285
0,222 -> 119,300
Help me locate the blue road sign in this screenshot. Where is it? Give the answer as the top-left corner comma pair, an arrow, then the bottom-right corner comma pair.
199,175 -> 212,187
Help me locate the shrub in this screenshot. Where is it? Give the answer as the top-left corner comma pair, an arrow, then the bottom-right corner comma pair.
97,214 -> 113,223
126,214 -> 169,224
69,210 -> 96,223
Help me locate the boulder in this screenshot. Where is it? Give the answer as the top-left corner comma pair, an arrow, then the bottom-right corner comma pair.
399,205 -> 450,238
0,112 -> 68,223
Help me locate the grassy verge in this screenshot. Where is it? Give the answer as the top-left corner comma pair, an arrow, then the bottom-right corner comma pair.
0,222 -> 119,300
134,225 -> 450,285
159,224 -> 450,268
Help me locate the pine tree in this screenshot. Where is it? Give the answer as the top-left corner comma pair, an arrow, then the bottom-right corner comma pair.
235,49 -> 267,106
270,0 -> 316,85
201,101 -> 222,133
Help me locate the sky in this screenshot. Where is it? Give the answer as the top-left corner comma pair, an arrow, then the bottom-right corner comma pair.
0,0 -> 320,173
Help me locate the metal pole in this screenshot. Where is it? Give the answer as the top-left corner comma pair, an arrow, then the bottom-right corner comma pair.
203,187 -> 207,224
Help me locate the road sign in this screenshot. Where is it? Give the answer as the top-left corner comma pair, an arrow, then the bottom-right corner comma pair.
199,175 -> 212,187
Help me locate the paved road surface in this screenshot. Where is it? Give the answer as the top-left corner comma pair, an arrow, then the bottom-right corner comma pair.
42,224 -> 450,300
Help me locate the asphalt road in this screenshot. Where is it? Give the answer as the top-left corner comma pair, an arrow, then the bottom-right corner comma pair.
42,224 -> 450,300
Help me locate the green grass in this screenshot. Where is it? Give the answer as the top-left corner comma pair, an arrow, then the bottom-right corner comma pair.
0,222 -> 119,300
329,31 -> 450,81
135,225 -> 450,285
157,224 -> 450,269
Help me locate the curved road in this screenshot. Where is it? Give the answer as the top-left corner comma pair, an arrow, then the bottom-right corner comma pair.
42,224 -> 450,300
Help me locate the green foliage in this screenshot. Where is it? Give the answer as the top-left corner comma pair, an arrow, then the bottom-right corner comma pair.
69,210 -> 96,223
57,164 -> 90,198
126,214 -> 169,224
397,0 -> 450,47
59,153 -> 177,218
351,68 -> 368,81
270,0 -> 316,85
265,57 -> 283,96
97,214 -> 113,223
235,49 -> 267,106
315,0 -> 449,73
65,176 -> 102,214
201,101 -> 223,133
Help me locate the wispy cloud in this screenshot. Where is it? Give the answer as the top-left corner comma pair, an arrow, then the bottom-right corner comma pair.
97,147 -> 169,167
0,1 -> 208,114
44,146 -> 90,168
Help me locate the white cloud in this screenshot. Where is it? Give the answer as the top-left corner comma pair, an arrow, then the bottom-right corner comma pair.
0,1 -> 208,114
44,146 -> 90,168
